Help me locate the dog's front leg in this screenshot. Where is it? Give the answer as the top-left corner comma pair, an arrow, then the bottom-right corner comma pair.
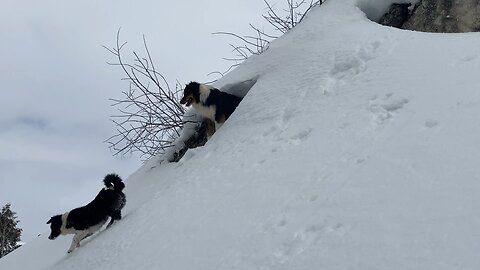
215,122 -> 223,132
67,235 -> 79,253
204,119 -> 216,140
81,232 -> 93,241
67,232 -> 85,253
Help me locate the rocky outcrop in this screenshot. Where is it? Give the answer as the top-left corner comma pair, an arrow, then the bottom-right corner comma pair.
404,0 -> 480,32
379,0 -> 480,32
379,3 -> 412,28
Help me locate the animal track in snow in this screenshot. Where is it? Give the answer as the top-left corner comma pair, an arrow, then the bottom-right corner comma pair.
273,222 -> 346,263
309,194 -> 319,202
262,125 -> 280,137
274,224 -> 324,262
369,94 -> 410,126
330,50 -> 365,78
330,41 -> 381,79
289,128 -> 314,145
456,54 -> 478,65
424,120 -> 439,128
357,40 -> 381,62
260,215 -> 289,235
265,127 -> 314,151
381,98 -> 409,112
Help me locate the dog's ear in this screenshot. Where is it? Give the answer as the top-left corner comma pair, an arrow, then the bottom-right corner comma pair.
47,217 -> 53,224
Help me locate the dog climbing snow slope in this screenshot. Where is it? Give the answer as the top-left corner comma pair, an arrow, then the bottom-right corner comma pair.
180,81 -> 243,137
46,174 -> 126,253
2,0 -> 480,269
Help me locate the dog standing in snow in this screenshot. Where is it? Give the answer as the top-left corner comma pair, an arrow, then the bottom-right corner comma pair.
47,174 -> 126,253
180,81 -> 242,138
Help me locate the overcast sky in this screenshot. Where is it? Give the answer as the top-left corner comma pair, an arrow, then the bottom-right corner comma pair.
0,0 -> 270,241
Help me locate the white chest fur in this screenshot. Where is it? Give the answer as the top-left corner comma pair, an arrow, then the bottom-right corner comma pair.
193,103 -> 216,121
193,84 -> 217,121
60,212 -> 76,235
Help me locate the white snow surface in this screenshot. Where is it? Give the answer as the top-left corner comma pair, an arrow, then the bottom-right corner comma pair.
2,0 -> 480,269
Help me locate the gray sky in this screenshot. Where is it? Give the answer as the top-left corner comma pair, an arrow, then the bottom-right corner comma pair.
0,0 -> 269,241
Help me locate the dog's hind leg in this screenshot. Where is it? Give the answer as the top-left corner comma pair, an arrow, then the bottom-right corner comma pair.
107,218 -> 114,228
214,114 -> 225,134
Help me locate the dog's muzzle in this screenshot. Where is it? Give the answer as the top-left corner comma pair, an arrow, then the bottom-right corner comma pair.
48,231 -> 60,240
180,96 -> 193,106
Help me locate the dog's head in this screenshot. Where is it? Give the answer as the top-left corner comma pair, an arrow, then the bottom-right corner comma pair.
180,82 -> 201,107
46,215 -> 63,240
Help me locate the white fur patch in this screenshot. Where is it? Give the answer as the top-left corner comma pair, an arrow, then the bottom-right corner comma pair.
193,103 -> 217,121
193,84 -> 217,121
198,84 -> 212,104
60,212 -> 76,235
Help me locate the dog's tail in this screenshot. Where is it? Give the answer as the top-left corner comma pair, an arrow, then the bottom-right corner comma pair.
103,173 -> 125,192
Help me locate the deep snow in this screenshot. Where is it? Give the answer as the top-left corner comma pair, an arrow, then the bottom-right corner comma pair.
2,0 -> 480,269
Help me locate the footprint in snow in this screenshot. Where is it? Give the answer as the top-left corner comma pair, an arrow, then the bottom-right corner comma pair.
273,222 -> 346,263
274,224 -> 325,262
289,128 -> 314,145
424,120 -> 439,128
330,51 -> 365,78
330,41 -> 381,79
369,94 -> 410,126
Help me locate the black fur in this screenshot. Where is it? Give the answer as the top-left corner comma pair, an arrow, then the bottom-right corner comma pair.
184,81 -> 201,106
47,173 -> 126,252
103,174 -> 126,227
204,88 -> 242,123
46,215 -> 62,240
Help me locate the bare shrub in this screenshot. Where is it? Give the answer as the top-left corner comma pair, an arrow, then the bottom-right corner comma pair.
104,30 -> 190,160
262,0 -> 326,34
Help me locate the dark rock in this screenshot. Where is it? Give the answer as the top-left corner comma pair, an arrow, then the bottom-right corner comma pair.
402,0 -> 480,33
379,3 -> 412,28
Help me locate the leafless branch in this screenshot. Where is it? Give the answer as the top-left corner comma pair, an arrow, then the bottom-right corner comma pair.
104,30 -> 190,160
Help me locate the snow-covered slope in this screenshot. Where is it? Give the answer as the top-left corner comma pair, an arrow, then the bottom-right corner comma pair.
2,0 -> 480,269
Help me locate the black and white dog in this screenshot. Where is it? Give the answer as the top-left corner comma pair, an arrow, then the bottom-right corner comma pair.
47,174 -> 126,253
180,81 -> 242,138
